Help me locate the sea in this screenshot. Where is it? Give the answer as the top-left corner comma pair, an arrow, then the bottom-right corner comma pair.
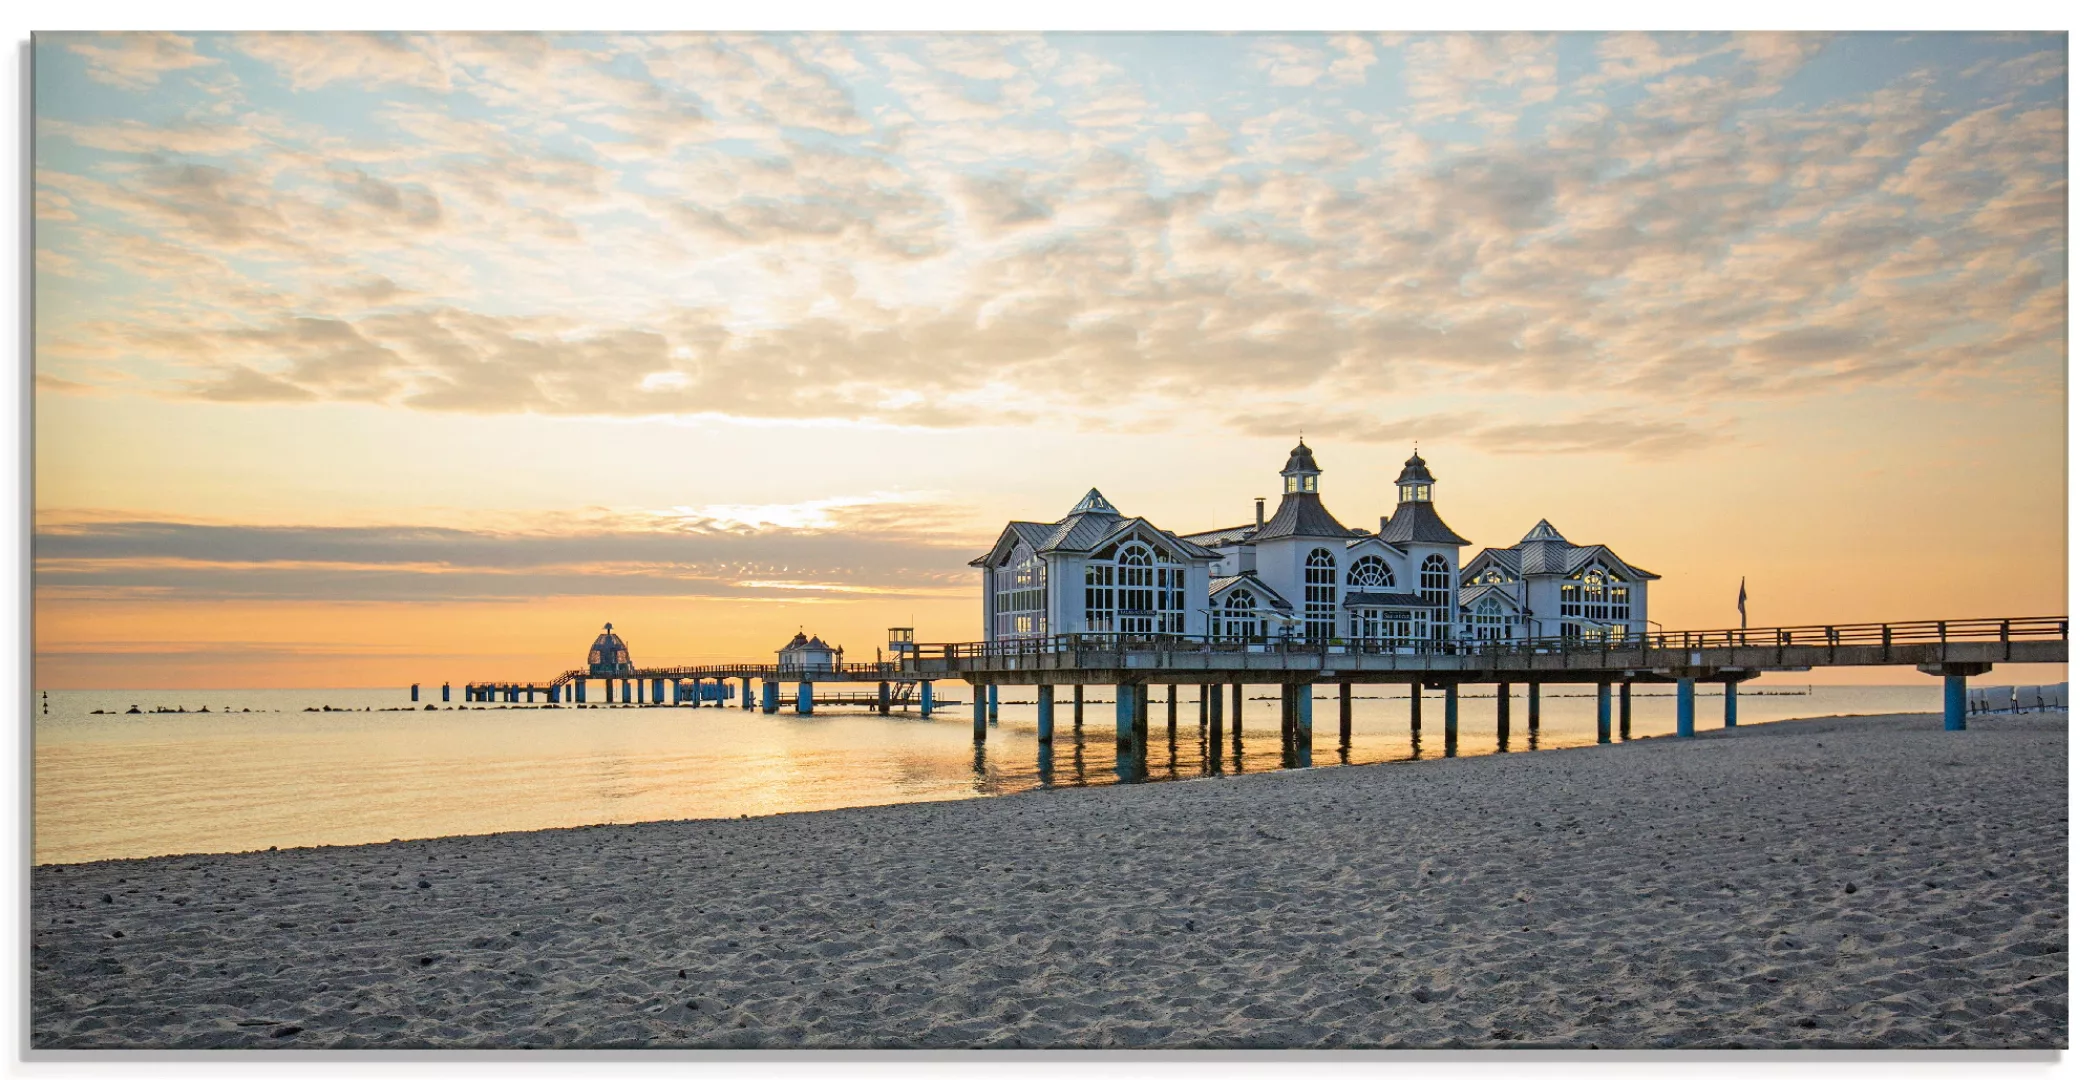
34,683 -> 1955,865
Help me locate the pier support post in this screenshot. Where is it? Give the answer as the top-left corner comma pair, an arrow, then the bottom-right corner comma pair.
743,677 -> 754,711
1620,681 -> 1633,740
973,684 -> 988,742
716,678 -> 727,708
1444,682 -> 1460,756
796,681 -> 813,715
919,680 -> 933,719
1495,683 -> 1510,748
1197,682 -> 1210,734
651,678 -> 663,705
987,684 -> 999,722
1411,681 -> 1423,735
1279,683 -> 1297,752
1527,681 -> 1540,734
1231,683 -> 1243,741
621,680 -> 631,705
1725,680 -> 1738,728
878,680 -> 891,716
1294,683 -> 1313,754
1116,683 -> 1139,751
1166,684 -> 1178,739
1676,677 -> 1696,738
1339,683 -> 1353,746
1072,685 -> 1084,727
761,681 -> 779,714
1037,685 -> 1053,743
1597,681 -> 1613,744
1943,675 -> 1966,732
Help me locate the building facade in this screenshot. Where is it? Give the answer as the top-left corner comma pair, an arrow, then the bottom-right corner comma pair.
776,631 -> 844,672
972,442 -> 1658,648
1460,519 -> 1659,642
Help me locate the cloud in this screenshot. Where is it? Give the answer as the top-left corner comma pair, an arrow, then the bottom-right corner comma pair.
1228,408 -> 1722,460
63,32 -> 220,89
33,508 -> 979,603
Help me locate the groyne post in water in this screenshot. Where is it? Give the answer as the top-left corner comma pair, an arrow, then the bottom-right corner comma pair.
411,683 -> 419,702
1676,678 -> 1696,737
442,682 -> 450,703
1036,685 -> 1053,743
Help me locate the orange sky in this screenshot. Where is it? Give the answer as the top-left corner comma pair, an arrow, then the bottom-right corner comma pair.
33,32 -> 2068,689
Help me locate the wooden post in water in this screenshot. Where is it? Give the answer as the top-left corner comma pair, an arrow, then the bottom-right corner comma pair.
1596,681 -> 1612,744
1619,681 -> 1632,740
1036,684 -> 1053,743
1443,682 -> 1460,756
1495,682 -> 1510,749
1339,683 -> 1353,746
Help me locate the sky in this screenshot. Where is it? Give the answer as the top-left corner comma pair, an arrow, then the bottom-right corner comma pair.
31,30 -> 2067,689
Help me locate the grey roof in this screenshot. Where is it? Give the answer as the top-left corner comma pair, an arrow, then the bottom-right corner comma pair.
1283,440 -> 1320,474
1378,500 -> 1470,546
1342,590 -> 1438,608
1460,581 -> 1525,610
1248,492 -> 1356,541
1396,451 -> 1435,485
1210,572 -> 1294,610
1182,523 -> 1257,548
1521,519 -> 1566,543
1465,535 -> 1660,581
971,509 -> 1221,567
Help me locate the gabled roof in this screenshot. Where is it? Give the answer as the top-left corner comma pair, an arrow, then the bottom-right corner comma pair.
1378,500 -> 1469,546
1247,492 -> 1355,541
970,508 -> 1220,568
1460,581 -> 1526,611
1463,529 -> 1660,581
1209,572 -> 1294,611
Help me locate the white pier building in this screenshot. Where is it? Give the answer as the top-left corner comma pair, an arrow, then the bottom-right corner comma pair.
972,442 -> 1657,648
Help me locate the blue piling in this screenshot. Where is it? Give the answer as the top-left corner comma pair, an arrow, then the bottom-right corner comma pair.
442,682 -> 451,703
411,683 -> 419,702
919,680 -> 933,718
1294,684 -> 1313,749
1116,683 -> 1138,750
1725,681 -> 1738,727
987,684 -> 999,722
1944,674 -> 1967,731
797,681 -> 813,715
1596,681 -> 1612,743
761,681 -> 779,714
972,685 -> 987,742
1676,677 -> 1696,737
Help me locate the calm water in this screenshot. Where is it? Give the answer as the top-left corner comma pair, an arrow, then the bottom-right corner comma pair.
33,683 -> 1942,865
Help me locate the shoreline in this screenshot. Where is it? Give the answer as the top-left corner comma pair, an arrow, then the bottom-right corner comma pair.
32,710 -> 2068,1049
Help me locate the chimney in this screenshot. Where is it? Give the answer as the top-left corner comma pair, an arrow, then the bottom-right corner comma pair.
1254,498 -> 1266,528
1379,515 -> 1389,531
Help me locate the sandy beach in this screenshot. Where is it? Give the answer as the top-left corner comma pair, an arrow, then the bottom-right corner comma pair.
31,710 -> 2067,1050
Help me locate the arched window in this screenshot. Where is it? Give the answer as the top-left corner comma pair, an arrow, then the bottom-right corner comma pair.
1420,554 -> 1451,640
1304,548 -> 1337,642
1559,561 -> 1632,640
1219,589 -> 1266,640
1347,556 -> 1395,589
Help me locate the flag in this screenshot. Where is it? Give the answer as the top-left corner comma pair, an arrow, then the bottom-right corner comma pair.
1737,577 -> 1748,628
